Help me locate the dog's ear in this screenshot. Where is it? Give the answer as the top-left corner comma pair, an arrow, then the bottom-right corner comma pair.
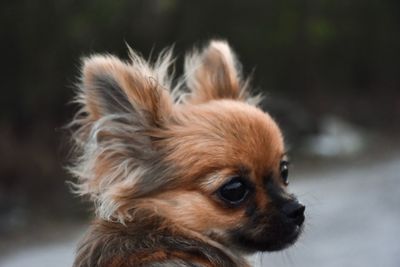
70,50 -> 176,222
80,51 -> 173,127
184,40 -> 254,104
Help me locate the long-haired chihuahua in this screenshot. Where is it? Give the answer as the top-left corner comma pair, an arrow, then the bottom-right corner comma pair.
69,40 -> 305,267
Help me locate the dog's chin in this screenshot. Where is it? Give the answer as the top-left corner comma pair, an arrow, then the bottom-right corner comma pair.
230,224 -> 303,253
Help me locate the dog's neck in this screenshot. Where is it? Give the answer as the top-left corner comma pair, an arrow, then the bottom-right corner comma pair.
73,210 -> 251,267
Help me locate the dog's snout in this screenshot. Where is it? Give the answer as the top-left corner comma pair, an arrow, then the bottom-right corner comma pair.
282,201 -> 305,226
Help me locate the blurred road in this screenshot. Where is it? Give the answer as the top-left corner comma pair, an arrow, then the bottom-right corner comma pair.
1,154 -> 400,267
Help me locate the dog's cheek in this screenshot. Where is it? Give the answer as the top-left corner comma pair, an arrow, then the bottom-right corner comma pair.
158,191 -> 246,234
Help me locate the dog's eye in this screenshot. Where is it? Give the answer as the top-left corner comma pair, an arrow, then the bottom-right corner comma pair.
218,177 -> 249,205
280,161 -> 289,185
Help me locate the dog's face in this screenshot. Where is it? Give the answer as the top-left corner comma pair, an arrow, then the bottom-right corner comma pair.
71,40 -> 304,253
154,100 -> 304,252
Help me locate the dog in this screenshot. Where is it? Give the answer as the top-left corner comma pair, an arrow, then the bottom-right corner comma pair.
69,40 -> 305,267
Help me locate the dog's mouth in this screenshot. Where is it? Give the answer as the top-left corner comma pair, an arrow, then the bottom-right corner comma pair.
228,207 -> 305,253
260,224 -> 303,251
231,223 -> 303,252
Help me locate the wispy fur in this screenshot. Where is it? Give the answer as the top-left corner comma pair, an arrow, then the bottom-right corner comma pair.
68,40 -> 257,223
68,40 -> 303,267
184,41 -> 261,105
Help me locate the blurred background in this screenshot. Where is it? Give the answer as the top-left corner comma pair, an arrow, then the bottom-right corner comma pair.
0,0 -> 399,266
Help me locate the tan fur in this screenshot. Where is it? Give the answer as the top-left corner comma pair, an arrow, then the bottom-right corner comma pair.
163,100 -> 284,182
70,40 -> 302,267
153,191 -> 243,232
82,54 -> 173,125
184,41 -> 250,103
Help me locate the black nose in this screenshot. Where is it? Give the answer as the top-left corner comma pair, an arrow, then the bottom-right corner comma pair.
282,201 -> 305,226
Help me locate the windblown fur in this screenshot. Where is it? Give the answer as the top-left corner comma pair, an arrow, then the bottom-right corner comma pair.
69,41 -> 258,224
69,40 -> 304,267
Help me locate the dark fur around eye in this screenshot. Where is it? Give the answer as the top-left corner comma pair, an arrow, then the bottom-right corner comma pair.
218,177 -> 251,206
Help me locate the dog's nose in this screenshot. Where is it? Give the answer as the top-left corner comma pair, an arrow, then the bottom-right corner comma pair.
282,201 -> 305,226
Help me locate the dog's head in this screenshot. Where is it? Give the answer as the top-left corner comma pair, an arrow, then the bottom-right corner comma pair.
70,40 -> 305,253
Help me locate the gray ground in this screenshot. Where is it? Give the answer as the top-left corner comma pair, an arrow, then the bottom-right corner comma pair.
1,152 -> 400,267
